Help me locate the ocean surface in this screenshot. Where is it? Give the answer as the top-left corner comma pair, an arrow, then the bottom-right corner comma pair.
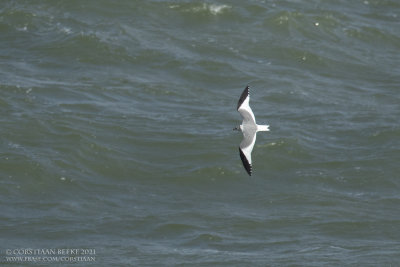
1,0 -> 400,266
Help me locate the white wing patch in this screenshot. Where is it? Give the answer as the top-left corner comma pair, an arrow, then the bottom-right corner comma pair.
238,96 -> 256,124
240,133 -> 256,165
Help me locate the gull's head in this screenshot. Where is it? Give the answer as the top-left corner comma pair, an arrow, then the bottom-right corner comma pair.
233,125 -> 241,131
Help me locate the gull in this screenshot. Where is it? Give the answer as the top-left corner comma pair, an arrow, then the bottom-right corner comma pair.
234,86 -> 269,176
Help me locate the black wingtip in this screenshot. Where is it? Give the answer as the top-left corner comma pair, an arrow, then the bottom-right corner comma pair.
239,147 -> 252,176
237,86 -> 250,110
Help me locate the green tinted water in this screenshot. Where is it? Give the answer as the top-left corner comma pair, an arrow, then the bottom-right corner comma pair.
1,1 -> 399,265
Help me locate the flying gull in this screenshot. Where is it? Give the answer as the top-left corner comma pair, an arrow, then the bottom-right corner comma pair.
234,86 -> 269,176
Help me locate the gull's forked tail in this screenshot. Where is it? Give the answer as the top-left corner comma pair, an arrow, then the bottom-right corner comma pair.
257,125 -> 270,132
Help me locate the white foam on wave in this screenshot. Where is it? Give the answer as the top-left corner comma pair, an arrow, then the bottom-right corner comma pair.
61,27 -> 72,34
17,25 -> 28,32
169,3 -> 231,15
56,23 -> 72,34
208,4 -> 230,15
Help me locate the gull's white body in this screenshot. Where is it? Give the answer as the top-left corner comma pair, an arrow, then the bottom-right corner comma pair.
236,86 -> 269,176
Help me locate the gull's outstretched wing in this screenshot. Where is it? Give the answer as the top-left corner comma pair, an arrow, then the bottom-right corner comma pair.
237,86 -> 256,125
239,129 -> 256,176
